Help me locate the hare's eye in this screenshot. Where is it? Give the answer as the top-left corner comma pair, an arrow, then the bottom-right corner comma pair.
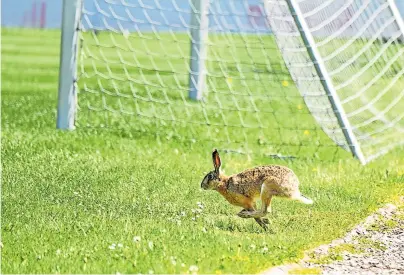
208,174 -> 213,180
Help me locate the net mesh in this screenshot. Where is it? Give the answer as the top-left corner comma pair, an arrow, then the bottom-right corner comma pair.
266,0 -> 404,162
76,0 -> 404,163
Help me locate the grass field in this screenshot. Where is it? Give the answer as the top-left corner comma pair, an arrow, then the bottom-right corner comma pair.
2,28 -> 404,274
77,28 -> 404,161
78,30 -> 336,160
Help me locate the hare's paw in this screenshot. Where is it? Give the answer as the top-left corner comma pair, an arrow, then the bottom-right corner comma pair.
254,218 -> 268,231
237,209 -> 253,219
237,209 -> 263,219
243,210 -> 266,219
262,218 -> 270,224
260,222 -> 268,231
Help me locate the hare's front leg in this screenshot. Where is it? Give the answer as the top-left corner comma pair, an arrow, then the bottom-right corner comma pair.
237,181 -> 274,219
237,202 -> 270,225
237,201 -> 260,219
237,207 -> 268,230
252,202 -> 270,225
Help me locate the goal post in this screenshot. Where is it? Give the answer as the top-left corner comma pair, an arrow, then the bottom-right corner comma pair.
387,0 -> 404,42
263,0 -> 404,163
57,0 -> 404,164
56,0 -> 83,130
188,0 -> 210,100
282,0 -> 366,164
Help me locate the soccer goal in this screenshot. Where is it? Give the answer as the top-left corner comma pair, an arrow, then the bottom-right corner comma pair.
57,0 -> 404,164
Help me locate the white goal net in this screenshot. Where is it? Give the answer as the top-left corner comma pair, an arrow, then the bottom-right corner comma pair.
265,0 -> 404,163
61,0 -> 404,163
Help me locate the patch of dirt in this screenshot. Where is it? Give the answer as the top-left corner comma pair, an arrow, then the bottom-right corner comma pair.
264,197 -> 404,275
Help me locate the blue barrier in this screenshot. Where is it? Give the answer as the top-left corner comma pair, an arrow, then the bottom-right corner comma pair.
2,0 -> 270,33
2,0 -> 404,32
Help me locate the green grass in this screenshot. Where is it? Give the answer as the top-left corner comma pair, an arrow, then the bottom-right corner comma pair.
307,243 -> 361,265
2,28 -> 404,274
78,30 -> 333,160
307,203 -> 404,265
76,29 -> 404,160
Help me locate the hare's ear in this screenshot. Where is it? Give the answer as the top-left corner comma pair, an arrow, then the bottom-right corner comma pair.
212,149 -> 221,174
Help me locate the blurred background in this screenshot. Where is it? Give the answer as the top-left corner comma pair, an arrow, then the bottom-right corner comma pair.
3,0 -> 404,30
2,0 -> 271,31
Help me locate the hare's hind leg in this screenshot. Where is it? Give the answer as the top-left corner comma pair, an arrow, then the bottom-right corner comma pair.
254,217 -> 268,230
251,202 -> 270,225
237,180 -> 275,219
248,194 -> 273,218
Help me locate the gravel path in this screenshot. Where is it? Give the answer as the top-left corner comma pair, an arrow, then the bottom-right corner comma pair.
265,197 -> 404,275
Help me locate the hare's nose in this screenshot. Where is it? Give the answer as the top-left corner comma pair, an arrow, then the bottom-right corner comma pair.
201,181 -> 207,190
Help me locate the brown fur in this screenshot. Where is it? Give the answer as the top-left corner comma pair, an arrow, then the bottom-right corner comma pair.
201,150 -> 313,230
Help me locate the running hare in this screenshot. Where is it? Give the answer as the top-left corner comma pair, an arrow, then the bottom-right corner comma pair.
201,149 -> 313,230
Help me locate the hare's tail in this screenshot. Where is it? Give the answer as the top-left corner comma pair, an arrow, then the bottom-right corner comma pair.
293,194 -> 314,204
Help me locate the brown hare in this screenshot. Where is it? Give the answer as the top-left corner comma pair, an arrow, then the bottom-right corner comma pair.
201,149 -> 313,230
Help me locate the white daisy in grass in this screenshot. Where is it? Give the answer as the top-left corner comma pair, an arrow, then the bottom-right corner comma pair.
133,236 -> 141,243
148,241 -> 154,250
189,265 -> 199,274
